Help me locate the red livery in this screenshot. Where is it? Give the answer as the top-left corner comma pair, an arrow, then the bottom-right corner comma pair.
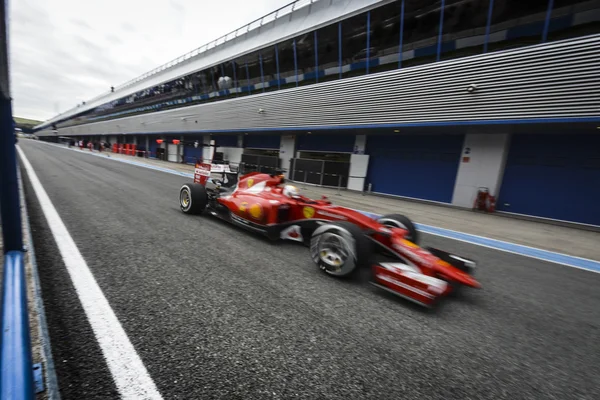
179,163 -> 480,307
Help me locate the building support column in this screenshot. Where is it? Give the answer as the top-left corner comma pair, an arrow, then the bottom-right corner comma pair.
348,134 -> 369,191
279,134 -> 296,178
451,132 -> 511,208
202,135 -> 213,162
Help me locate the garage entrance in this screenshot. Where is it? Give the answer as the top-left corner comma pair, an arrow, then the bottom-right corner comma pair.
366,134 -> 464,203
497,134 -> 600,226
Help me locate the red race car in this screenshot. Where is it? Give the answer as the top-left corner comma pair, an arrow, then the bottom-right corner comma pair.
179,163 -> 480,307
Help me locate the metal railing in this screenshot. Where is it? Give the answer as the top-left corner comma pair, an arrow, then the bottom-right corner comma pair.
42,0 -> 322,124
111,0 -> 318,92
1,0 -> 35,398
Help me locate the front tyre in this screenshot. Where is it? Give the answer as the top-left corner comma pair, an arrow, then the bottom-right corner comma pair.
377,213 -> 419,244
179,183 -> 208,214
310,221 -> 371,278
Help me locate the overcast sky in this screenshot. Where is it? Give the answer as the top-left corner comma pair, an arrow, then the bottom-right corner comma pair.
9,0 -> 292,121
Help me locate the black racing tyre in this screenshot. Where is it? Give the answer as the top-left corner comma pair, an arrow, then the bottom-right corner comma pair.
309,221 -> 372,278
179,183 -> 208,214
377,213 -> 419,244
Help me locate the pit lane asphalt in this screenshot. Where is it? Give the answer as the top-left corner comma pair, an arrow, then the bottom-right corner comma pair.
19,140 -> 600,400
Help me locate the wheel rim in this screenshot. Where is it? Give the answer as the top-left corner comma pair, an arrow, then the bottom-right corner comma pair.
180,188 -> 191,210
316,232 -> 355,276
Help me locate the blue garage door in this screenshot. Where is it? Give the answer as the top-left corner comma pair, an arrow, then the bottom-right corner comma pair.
366,134 -> 463,203
296,134 -> 355,152
149,140 -> 158,157
497,134 -> 600,226
184,146 -> 203,163
245,134 -> 280,149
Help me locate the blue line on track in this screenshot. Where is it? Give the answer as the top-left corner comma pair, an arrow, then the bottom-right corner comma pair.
37,142 -> 600,274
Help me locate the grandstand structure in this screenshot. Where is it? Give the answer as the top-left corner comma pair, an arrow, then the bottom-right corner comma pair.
35,0 -> 600,226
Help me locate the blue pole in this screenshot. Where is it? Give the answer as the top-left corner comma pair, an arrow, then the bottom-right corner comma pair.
259,53 -> 265,93
398,0 -> 405,69
542,0 -> 555,43
314,30 -> 319,83
0,0 -> 22,253
484,0 -> 495,53
245,62 -> 250,92
275,44 -> 281,89
0,101 -> 22,252
211,68 -> 217,95
293,39 -> 298,87
231,61 -> 238,95
436,0 -> 446,62
366,11 -> 371,74
338,22 -> 342,79
220,64 -> 226,94
200,74 -> 207,97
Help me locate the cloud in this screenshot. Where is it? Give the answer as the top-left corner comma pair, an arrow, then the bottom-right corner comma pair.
105,34 -> 122,45
69,18 -> 92,31
9,0 -> 294,121
121,22 -> 136,33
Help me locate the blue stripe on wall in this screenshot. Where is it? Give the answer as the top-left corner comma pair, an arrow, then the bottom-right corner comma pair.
245,134 -> 281,149
213,135 -> 238,147
296,134 -> 355,153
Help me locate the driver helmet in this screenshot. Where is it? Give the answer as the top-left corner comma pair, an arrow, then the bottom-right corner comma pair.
282,184 -> 300,198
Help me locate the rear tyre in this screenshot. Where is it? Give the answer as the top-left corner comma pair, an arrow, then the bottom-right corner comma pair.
310,221 -> 372,278
377,214 -> 419,244
180,183 -> 208,214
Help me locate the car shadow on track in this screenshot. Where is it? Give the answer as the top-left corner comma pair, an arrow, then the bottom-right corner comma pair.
177,207 -> 481,314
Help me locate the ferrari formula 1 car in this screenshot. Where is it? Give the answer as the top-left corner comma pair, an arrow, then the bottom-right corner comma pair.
179,163 -> 480,307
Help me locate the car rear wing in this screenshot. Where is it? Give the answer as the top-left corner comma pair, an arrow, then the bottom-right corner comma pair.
194,162 -> 211,185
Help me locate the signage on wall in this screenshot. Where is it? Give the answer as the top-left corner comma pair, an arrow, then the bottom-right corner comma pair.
462,147 -> 471,162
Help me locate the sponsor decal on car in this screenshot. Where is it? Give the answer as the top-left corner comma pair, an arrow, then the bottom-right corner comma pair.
401,239 -> 419,248
195,163 -> 211,177
303,206 -> 315,219
239,202 -> 248,212
247,178 -> 254,188
316,210 -> 347,220
249,203 -> 263,219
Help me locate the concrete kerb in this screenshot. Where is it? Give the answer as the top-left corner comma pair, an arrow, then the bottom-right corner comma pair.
31,140 -> 600,274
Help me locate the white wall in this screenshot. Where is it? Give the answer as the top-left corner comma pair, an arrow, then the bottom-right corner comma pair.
279,134 -> 296,178
348,154 -> 370,191
202,136 -> 214,161
218,147 -> 244,164
451,133 -> 511,208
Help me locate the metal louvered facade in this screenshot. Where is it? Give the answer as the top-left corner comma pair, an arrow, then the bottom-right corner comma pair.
37,34 -> 600,137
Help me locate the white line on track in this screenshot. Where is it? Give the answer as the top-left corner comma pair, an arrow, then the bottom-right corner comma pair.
17,145 -> 163,400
